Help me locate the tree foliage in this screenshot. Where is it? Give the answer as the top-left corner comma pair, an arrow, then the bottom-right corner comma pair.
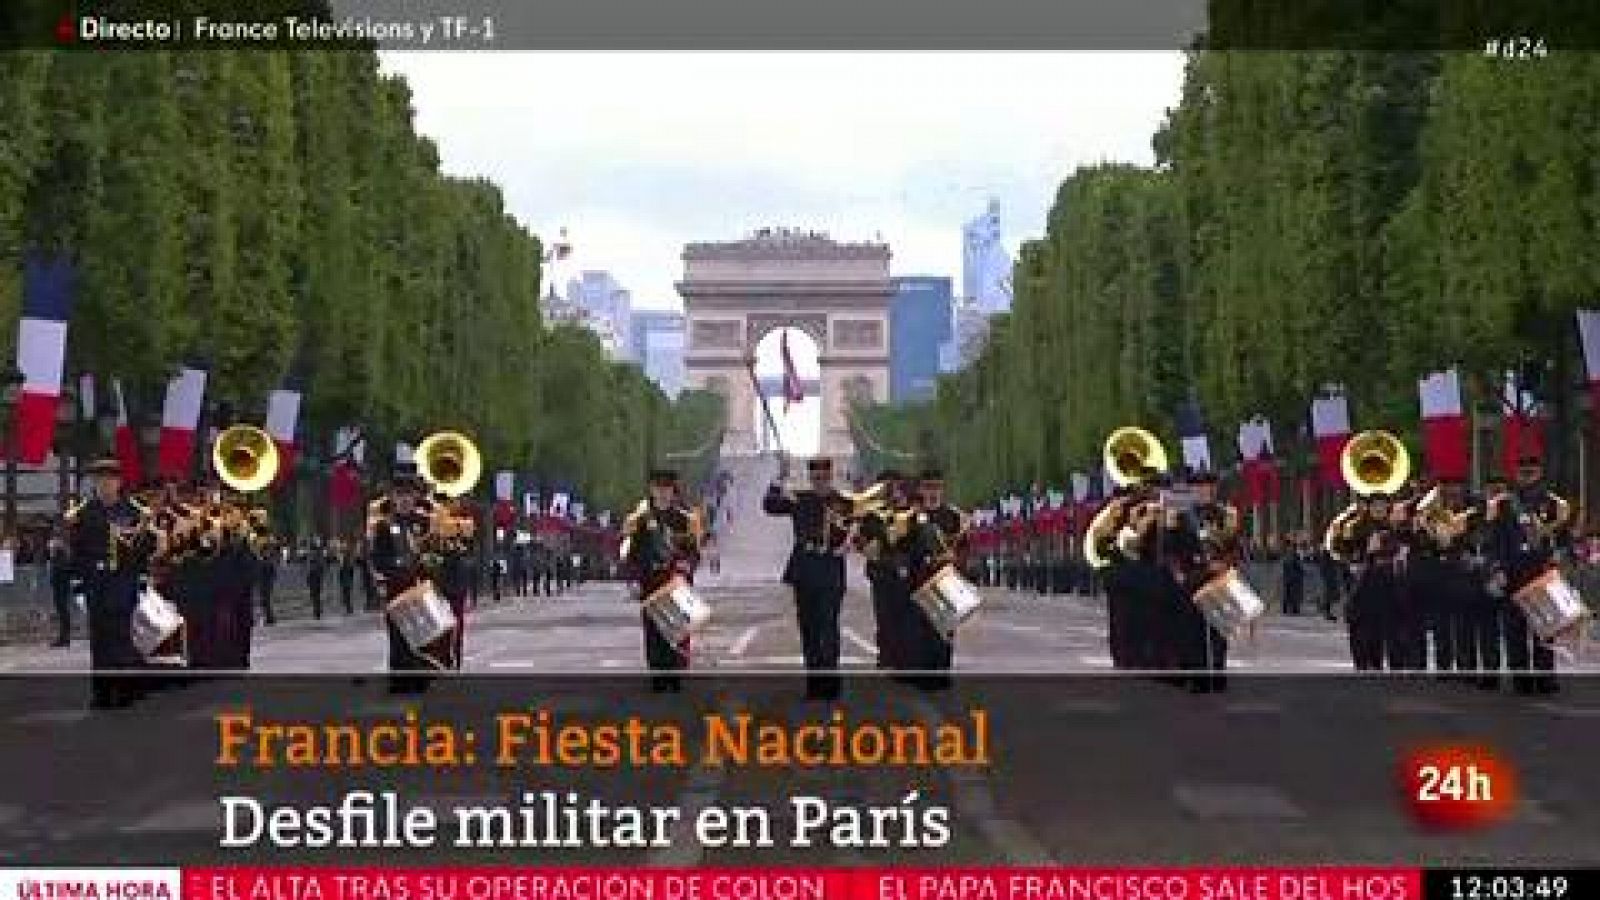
874,49 -> 1600,503
1,42 -> 709,512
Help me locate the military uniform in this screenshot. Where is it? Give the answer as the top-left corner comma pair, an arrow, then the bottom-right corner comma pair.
1328,497 -> 1409,671
66,459 -> 154,708
1163,481 -> 1241,692
904,479 -> 968,684
764,458 -> 853,701
368,469 -> 461,691
621,470 -> 703,692
856,473 -> 915,671
1484,463 -> 1568,694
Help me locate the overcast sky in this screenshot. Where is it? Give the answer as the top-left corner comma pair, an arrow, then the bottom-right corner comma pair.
378,53 -> 1187,311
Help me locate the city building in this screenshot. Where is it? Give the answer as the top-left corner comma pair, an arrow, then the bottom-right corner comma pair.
631,309 -> 687,397
566,270 -> 633,360
889,276 -> 953,404
941,199 -> 1013,372
962,198 -> 1013,316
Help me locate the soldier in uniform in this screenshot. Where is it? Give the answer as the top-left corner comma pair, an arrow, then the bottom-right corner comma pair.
856,470 -> 913,671
368,464 -> 454,691
904,468 -> 969,686
66,458 -> 153,708
764,457 -> 853,702
1164,470 -> 1240,692
1486,455 -> 1569,694
1411,477 -> 1482,679
620,469 -> 704,692
1326,492 -> 1409,670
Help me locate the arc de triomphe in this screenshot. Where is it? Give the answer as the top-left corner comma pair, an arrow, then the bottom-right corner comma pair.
677,229 -> 893,459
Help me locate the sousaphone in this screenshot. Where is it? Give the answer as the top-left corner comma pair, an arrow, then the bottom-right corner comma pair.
416,431 -> 483,497
1339,430 -> 1410,496
212,424 -> 281,494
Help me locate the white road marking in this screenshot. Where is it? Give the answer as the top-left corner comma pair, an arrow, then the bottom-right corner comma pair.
728,626 -> 761,657
1534,703 -> 1600,718
979,621 -> 1047,634
842,626 -> 877,655
117,801 -> 216,834
1174,783 -> 1305,820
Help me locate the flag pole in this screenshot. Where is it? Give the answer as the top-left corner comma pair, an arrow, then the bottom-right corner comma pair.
744,355 -> 785,463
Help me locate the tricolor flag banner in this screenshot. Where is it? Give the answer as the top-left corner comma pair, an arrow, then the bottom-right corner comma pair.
263,387 -> 301,488
1309,385 -> 1352,489
1502,369 -> 1545,477
571,500 -> 586,521
1577,309 -> 1600,439
77,373 -> 96,421
1237,416 -> 1279,507
1070,472 -> 1090,503
551,491 -> 570,517
328,427 -> 364,511
12,254 -> 75,464
780,329 -> 804,412
494,471 -> 514,502
1176,392 -> 1211,473
395,442 -> 415,465
522,491 -> 537,517
111,379 -> 142,487
156,367 -> 207,478
1418,368 -> 1468,481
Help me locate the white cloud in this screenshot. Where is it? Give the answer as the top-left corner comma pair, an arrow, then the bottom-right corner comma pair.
380,52 -> 1185,308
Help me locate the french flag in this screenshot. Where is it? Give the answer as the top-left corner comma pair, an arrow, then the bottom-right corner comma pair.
1175,392 -> 1211,473
263,386 -> 301,488
1418,369 -> 1469,481
1577,310 -> 1600,442
1309,386 -> 1351,489
156,367 -> 207,478
780,330 -> 804,412
1501,370 -> 1544,477
12,254 -> 75,465
328,426 -> 364,510
111,379 -> 142,486
1237,416 -> 1279,507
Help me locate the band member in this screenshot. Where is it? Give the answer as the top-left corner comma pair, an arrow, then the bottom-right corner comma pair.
1164,470 -> 1241,692
1485,455 -> 1570,694
66,458 -> 152,708
1383,491 -> 1427,672
856,470 -> 913,671
368,464 -> 457,690
764,456 -> 853,702
1465,475 -> 1513,686
428,491 -> 478,668
905,468 -> 969,686
1411,477 -> 1483,679
1085,482 -> 1141,668
1326,492 -> 1409,671
620,469 -> 703,692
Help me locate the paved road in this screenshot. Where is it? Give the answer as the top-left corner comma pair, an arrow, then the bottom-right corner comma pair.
3,450 -> 1594,674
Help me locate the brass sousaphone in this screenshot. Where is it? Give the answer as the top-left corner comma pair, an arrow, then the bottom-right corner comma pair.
1339,430 -> 1410,497
212,424 -> 281,493
1083,426 -> 1169,569
416,430 -> 483,497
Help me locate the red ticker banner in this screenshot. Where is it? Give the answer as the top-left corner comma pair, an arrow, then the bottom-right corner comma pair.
0,868 -> 1428,900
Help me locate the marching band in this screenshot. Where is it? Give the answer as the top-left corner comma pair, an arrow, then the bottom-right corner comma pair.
51,412 -> 1591,708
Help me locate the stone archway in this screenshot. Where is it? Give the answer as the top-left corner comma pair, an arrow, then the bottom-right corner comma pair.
678,229 -> 893,459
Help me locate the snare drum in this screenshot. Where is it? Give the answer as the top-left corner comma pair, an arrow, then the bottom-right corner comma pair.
912,565 -> 983,642
1512,567 -> 1591,643
644,575 -> 711,647
387,581 -> 457,652
130,583 -> 186,664
1192,567 -> 1264,643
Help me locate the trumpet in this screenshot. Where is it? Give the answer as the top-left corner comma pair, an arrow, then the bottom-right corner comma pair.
1414,486 -> 1479,547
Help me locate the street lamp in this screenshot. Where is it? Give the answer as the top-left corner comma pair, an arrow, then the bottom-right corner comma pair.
1,364 -> 27,538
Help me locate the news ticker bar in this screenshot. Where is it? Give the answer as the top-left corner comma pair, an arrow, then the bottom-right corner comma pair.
4,0 -> 1598,50
4,868 -> 1599,900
